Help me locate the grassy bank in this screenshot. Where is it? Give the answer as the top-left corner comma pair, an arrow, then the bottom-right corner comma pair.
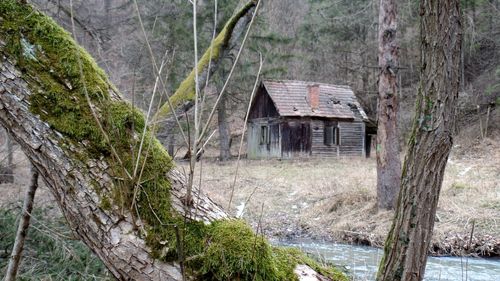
189,138 -> 500,257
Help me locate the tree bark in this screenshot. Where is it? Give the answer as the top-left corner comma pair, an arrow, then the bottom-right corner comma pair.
217,94 -> 231,161
4,165 -> 39,281
376,0 -> 401,210
376,0 -> 462,280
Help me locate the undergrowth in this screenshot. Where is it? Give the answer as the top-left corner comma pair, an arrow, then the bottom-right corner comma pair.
0,206 -> 110,280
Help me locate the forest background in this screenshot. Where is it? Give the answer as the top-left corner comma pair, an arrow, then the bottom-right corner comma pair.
0,0 -> 498,279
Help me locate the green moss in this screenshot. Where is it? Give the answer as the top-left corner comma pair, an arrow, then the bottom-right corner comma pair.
182,220 -> 348,281
199,220 -> 277,280
153,1 -> 256,122
100,196 -> 112,210
273,247 -> 349,281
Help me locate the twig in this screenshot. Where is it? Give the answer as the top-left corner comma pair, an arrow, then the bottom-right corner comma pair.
132,49 -> 169,179
465,220 -> 475,281
4,165 -> 39,281
484,105 -> 491,138
68,0 -> 132,181
131,0 -> 189,147
196,130 -> 217,159
185,0 -> 201,212
228,53 -> 263,210
198,0 -> 218,127
251,202 -> 265,281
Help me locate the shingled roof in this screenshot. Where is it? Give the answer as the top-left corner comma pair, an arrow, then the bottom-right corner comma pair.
261,80 -> 368,121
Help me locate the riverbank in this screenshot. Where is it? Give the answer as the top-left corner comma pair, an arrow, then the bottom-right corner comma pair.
190,137 -> 500,258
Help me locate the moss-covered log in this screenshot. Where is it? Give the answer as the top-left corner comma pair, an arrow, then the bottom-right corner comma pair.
152,1 -> 257,131
0,1 -> 346,280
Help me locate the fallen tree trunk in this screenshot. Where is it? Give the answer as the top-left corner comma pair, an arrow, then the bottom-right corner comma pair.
0,1 -> 344,280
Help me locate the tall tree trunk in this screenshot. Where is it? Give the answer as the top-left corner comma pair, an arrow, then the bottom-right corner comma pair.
0,2 -> 339,280
376,0 -> 462,280
4,165 -> 39,281
376,0 -> 401,210
218,94 -> 231,161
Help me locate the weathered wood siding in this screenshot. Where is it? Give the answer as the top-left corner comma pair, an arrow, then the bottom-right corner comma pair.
281,119 -> 311,159
338,121 -> 365,157
311,119 -> 338,157
247,118 -> 281,159
247,86 -> 281,159
248,86 -> 279,119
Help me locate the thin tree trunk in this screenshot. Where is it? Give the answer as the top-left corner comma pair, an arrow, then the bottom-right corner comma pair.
484,105 -> 491,138
0,133 -> 14,184
218,94 -> 231,161
376,0 -> 401,210
376,0 -> 462,280
167,130 -> 176,157
4,165 -> 39,281
7,135 -> 13,171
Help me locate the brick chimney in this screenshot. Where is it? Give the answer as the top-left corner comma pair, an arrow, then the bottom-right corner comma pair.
308,84 -> 320,110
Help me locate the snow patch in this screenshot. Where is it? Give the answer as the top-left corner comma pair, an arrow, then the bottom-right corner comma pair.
236,201 -> 245,218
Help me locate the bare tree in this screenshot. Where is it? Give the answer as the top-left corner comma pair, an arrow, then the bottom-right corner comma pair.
0,1 -> 343,280
376,0 -> 401,210
376,0 -> 462,280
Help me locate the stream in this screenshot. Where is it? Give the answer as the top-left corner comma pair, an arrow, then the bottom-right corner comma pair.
278,239 -> 500,281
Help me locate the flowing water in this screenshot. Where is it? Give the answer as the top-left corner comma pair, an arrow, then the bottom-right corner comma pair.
278,239 -> 500,281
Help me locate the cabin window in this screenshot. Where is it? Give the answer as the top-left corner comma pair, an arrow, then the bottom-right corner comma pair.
260,125 -> 270,145
324,124 -> 339,146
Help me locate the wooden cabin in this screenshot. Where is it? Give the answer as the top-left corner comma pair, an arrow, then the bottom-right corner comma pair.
247,80 -> 372,159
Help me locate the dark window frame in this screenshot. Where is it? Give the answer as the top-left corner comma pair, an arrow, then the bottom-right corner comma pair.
324,122 -> 339,146
260,125 -> 270,145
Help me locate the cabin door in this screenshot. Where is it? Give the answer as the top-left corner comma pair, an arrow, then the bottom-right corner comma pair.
281,121 -> 312,158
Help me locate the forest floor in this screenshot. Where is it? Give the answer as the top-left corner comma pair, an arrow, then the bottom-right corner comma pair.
185,136 -> 500,258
